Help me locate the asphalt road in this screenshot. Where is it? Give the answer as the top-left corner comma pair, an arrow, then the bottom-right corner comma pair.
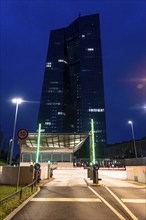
11,168 -> 146,220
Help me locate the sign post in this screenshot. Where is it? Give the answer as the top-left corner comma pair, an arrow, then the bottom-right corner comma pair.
16,128 -> 28,191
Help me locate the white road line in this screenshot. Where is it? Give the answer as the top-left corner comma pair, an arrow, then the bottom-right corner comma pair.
88,186 -> 126,220
121,199 -> 146,203
31,198 -> 101,202
105,187 -> 139,220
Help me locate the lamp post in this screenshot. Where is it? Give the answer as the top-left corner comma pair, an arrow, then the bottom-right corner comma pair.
128,120 -> 137,158
7,138 -> 12,164
9,98 -> 23,165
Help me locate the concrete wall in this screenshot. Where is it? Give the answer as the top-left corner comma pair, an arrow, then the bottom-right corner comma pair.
20,162 -> 73,170
0,166 -> 34,185
20,162 -> 51,179
0,163 -> 52,185
53,162 -> 73,168
126,166 -> 146,183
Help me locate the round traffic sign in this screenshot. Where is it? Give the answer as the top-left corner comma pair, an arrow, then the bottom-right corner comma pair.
34,163 -> 41,170
17,128 -> 28,140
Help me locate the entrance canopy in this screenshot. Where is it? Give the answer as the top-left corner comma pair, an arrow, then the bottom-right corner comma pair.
20,133 -> 89,152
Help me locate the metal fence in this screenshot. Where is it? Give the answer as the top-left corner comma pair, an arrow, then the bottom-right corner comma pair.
0,180 -> 37,220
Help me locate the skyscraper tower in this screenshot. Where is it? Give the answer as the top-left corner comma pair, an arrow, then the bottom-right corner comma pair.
38,13 -> 107,157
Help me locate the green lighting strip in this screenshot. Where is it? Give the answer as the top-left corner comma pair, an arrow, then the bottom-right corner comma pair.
36,123 -> 41,163
91,119 -> 95,165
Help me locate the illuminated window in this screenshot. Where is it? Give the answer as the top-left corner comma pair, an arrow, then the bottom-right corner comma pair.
101,139 -> 105,142
58,112 -> 66,116
45,122 -> 51,125
81,34 -> 85,38
58,59 -> 68,64
47,102 -> 61,105
50,81 -> 58,84
87,48 -> 94,51
94,130 -> 103,133
89,108 -> 104,112
46,62 -> 52,67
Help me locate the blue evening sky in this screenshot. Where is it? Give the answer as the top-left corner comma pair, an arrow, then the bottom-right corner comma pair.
0,0 -> 146,149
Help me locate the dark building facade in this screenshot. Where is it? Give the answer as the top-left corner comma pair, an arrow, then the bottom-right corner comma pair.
108,137 -> 146,159
38,14 -> 107,157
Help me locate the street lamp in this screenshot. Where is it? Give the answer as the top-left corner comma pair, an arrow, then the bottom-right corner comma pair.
9,98 -> 23,165
128,120 -> 137,158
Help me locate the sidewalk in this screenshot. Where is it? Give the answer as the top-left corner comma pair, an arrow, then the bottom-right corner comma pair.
85,169 -> 146,188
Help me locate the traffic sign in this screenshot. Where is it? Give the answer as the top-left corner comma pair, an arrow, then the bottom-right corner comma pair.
17,128 -> 28,140
34,163 -> 41,170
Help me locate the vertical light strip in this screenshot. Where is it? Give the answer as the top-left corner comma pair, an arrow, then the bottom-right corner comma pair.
91,119 -> 95,165
36,123 -> 41,163
89,132 -> 92,166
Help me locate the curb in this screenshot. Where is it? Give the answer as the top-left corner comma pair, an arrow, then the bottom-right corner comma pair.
4,187 -> 40,220
84,178 -> 145,187
37,177 -> 54,187
126,180 -> 146,187
84,178 -> 102,186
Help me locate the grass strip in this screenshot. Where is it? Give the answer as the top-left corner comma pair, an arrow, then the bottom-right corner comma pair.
0,185 -> 37,220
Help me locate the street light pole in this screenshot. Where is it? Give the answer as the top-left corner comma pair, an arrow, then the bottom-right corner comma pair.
9,98 -> 23,165
7,139 -> 12,164
128,120 -> 137,158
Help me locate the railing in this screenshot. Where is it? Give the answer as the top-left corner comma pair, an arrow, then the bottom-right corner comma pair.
125,157 -> 146,166
0,180 -> 37,220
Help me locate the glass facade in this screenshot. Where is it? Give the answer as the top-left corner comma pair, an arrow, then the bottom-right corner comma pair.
22,152 -> 71,163
38,14 -> 107,157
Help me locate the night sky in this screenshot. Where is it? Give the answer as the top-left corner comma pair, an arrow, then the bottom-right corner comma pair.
1,0 -> 146,151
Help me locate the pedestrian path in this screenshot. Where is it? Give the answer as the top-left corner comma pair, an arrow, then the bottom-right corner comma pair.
86,169 -> 146,188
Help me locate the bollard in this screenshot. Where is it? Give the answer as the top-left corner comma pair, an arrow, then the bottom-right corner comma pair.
20,189 -> 23,200
50,168 -> 53,178
87,167 -> 90,178
34,169 -> 41,183
93,170 -> 99,184
48,164 -> 51,179
90,167 -> 93,180
93,164 -> 102,184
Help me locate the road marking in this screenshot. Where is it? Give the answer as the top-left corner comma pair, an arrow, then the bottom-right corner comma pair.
88,186 -> 126,220
105,187 -> 139,220
31,198 -> 101,202
121,199 -> 146,203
